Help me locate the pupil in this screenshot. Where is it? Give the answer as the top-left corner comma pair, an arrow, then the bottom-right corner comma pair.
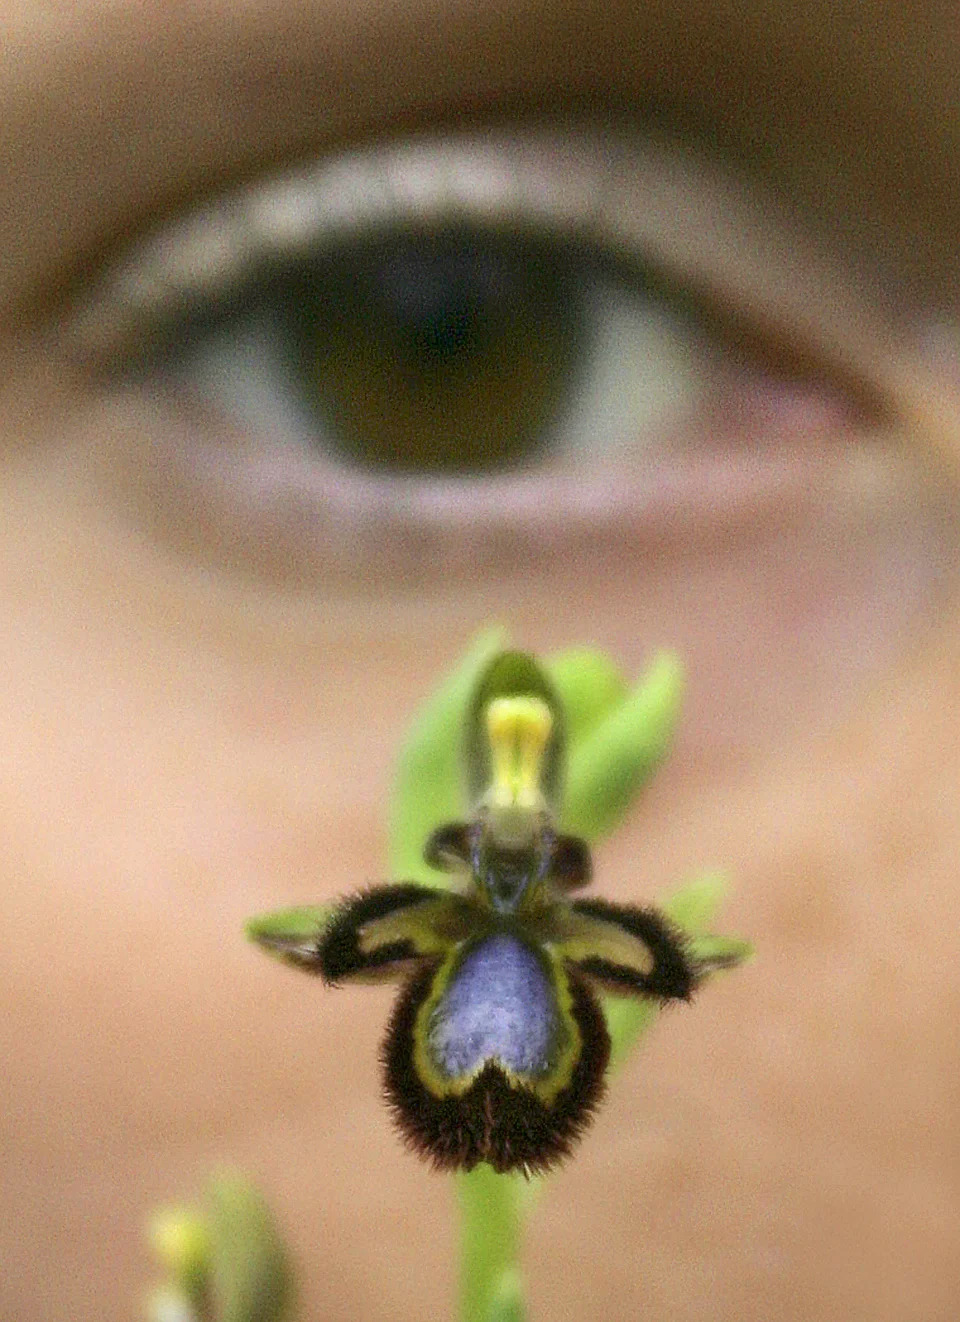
372,249 -> 503,362
291,230 -> 584,475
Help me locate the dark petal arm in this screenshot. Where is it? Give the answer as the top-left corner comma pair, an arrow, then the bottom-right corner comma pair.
257,884 -> 475,985
557,897 -> 699,1002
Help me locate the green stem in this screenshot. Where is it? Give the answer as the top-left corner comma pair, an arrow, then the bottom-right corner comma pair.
457,1168 -> 527,1322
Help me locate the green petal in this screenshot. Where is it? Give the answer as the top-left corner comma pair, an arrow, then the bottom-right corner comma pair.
389,628 -> 507,883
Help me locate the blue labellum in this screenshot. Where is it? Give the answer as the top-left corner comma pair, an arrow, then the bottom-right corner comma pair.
426,934 -> 561,1080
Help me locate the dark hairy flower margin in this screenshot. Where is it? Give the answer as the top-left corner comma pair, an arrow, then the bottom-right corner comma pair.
250,651 -> 747,1176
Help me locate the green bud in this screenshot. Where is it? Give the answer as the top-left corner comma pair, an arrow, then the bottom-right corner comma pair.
206,1171 -> 293,1322
146,1175 -> 292,1322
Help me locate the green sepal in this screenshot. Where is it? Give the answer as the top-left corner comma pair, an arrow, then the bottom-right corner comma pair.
688,932 -> 754,971
605,873 -> 752,1072
544,648 -> 628,748
244,905 -> 334,968
561,651 -> 683,841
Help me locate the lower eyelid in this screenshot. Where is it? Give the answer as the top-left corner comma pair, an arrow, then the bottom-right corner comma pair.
113,377 -> 917,589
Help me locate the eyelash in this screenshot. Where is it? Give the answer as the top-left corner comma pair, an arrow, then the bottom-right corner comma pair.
67,125 -> 876,393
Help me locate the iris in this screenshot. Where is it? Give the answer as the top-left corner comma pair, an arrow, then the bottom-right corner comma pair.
256,652 -> 740,1175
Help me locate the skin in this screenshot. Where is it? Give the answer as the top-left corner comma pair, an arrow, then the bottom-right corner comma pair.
2,2 -> 960,1320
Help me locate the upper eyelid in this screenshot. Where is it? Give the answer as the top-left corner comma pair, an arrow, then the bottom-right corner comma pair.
59,122 -> 895,423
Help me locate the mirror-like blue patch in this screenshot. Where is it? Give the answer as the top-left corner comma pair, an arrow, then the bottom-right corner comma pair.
427,933 -> 561,1079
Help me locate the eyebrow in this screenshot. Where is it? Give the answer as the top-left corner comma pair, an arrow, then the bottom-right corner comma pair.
1,0 -> 958,319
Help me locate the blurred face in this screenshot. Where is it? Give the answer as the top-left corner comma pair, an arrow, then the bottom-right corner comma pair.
3,3 -> 960,1320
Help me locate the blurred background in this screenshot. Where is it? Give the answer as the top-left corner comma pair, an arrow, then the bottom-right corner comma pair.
2,1 -> 960,1319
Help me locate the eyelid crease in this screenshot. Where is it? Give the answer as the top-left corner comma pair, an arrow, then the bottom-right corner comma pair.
60,124 -> 895,427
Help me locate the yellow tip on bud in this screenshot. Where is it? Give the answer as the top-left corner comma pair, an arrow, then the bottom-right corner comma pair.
485,695 -> 553,816
148,1207 -> 210,1288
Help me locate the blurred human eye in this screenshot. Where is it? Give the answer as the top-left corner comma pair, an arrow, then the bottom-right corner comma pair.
60,124 -> 959,761
67,128 -> 877,564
